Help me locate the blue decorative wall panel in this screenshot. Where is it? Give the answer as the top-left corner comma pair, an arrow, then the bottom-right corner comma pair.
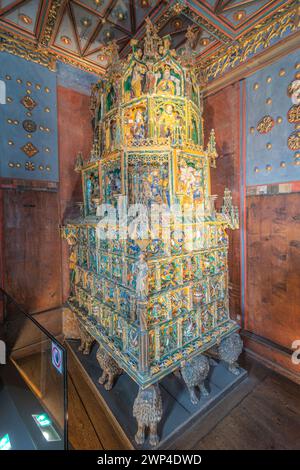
0,52 -> 59,181
246,49 -> 300,186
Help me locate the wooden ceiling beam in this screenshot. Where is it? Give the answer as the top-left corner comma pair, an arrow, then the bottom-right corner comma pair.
129,0 -> 136,34
0,0 -> 26,16
67,0 -> 81,54
214,0 -> 234,15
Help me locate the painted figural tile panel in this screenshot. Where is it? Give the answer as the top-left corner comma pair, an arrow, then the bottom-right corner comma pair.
246,49 -> 300,186
0,52 -> 59,181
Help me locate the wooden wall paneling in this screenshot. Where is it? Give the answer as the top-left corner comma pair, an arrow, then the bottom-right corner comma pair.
245,193 -> 300,382
204,82 -> 241,320
3,188 -> 62,313
68,375 -> 104,450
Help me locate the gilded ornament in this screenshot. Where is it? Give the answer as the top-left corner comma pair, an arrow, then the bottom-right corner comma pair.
266,76 -> 272,83
250,127 -> 255,134
39,0 -> 62,48
61,36 -> 71,45
26,112 -> 32,117
19,14 -> 32,25
256,115 -> 274,134
45,87 -> 50,93
25,162 -> 35,171
22,119 -> 37,133
39,165 -> 44,170
16,163 -> 21,168
276,116 -> 283,124
200,38 -> 210,47
173,18 -> 183,30
16,78 -> 22,84
172,2 -> 185,15
280,161 -> 286,168
27,134 -> 32,139
21,142 -> 39,157
20,95 -> 37,110
8,162 -> 15,168
26,81 -> 32,87
35,84 -> 41,90
44,107 -> 50,113
0,30 -> 56,72
279,69 -> 286,76
45,147 -> 50,153
266,143 -> 272,150
8,140 -> 14,145
13,120 -> 19,125
266,164 -> 272,171
233,10 -> 246,22
287,104 -> 300,123
5,75 -> 11,80
266,98 -> 272,105
288,131 -> 300,151
39,125 -> 44,131
254,166 -> 259,173
287,79 -> 300,105
46,165 -> 51,171
296,63 -> 300,69
253,83 -> 259,91
26,89 -> 32,94
7,119 -> 13,124
81,17 -> 92,28
6,97 -> 13,103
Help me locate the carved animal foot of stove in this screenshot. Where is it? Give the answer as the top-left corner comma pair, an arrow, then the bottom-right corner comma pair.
133,384 -> 163,447
218,332 -> 243,375
78,323 -> 94,355
96,346 -> 123,391
180,354 -> 210,405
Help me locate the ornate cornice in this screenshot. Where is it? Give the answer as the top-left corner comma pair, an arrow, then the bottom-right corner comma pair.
0,30 -> 57,71
39,0 -> 64,48
196,0 -> 299,81
57,53 -> 104,75
0,28 -> 104,75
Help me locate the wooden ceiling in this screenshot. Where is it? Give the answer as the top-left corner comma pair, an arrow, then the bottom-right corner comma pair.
0,0 -> 293,74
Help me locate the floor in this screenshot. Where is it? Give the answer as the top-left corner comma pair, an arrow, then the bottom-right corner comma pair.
68,353 -> 300,450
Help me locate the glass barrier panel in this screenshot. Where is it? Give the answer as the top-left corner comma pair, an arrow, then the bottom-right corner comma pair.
0,292 -> 67,450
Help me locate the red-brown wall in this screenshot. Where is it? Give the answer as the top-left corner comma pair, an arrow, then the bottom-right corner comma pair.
57,85 -> 93,302
204,82 -> 242,322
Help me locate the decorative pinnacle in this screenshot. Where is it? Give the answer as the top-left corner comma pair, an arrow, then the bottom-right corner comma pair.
206,129 -> 218,167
